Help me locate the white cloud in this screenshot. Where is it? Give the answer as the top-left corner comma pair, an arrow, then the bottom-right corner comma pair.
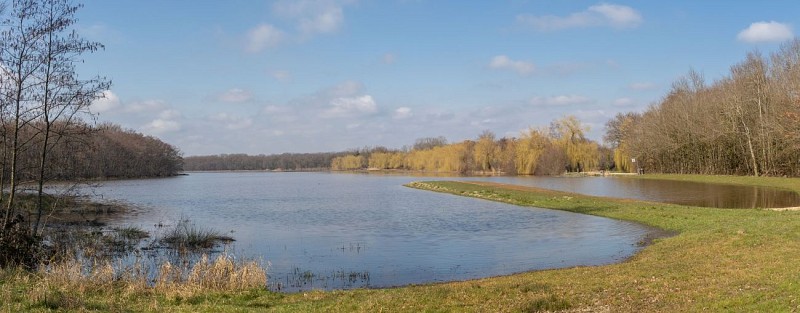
218,88 -> 253,103
263,105 -> 286,114
143,118 -> 181,134
125,100 -> 166,113
530,95 -> 593,106
489,55 -> 535,75
324,95 -> 377,118
325,80 -> 363,98
613,97 -> 635,107
737,21 -> 794,43
393,107 -> 412,119
589,3 -> 642,28
158,109 -> 181,120
246,24 -> 285,52
90,90 -> 120,113
272,0 -> 352,38
300,6 -> 343,35
517,3 -> 642,31
244,0 -> 354,53
210,112 -> 254,130
272,70 -> 292,82
382,53 -> 396,64
628,82 -> 656,90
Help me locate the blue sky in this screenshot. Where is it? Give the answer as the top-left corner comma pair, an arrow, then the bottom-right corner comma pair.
78,1 -> 798,156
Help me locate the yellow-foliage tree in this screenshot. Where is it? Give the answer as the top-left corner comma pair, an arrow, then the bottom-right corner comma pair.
514,128 -> 549,175
368,152 -> 406,169
331,155 -> 365,170
552,116 -> 599,172
403,141 -> 470,173
330,116 -> 606,175
473,130 -> 498,173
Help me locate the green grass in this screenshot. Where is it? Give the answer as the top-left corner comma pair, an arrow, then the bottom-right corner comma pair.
3,174 -> 800,312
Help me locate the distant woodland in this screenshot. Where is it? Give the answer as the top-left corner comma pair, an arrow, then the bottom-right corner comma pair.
330,118 -> 607,176
187,41 -> 800,177
327,40 -> 800,177
2,122 -> 182,181
185,116 -> 608,175
183,152 -> 347,171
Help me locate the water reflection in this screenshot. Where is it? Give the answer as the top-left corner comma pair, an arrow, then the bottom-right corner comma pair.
480,176 -> 800,208
83,172 -> 656,292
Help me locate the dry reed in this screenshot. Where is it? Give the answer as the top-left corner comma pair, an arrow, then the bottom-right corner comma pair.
25,252 -> 267,306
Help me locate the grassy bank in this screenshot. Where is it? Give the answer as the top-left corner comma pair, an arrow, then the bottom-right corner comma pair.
3,174 -> 800,311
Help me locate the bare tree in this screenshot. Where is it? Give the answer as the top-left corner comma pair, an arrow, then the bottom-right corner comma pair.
31,0 -> 110,235
0,0 -> 46,234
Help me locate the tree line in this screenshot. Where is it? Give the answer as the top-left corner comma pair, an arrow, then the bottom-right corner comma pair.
606,39 -> 800,177
184,116 -> 607,175
329,40 -> 800,177
331,116 -> 611,175
0,0 -> 181,267
183,152 -> 347,171
187,40 -> 800,178
1,121 -> 182,181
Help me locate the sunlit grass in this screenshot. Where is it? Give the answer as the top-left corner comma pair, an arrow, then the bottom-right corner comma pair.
0,252 -> 268,312
3,174 -> 800,311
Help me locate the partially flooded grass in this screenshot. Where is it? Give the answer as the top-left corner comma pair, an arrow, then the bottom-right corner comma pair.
161,218 -> 235,250
5,252 -> 268,312
154,253 -> 267,296
3,174 -> 800,311
633,173 -> 800,194
113,226 -> 150,241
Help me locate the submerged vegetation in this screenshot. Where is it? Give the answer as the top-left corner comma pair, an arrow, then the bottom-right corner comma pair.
1,174 -> 799,311
2,0 -> 799,311
161,218 -> 234,250
0,0 -> 183,270
1,252 -> 267,312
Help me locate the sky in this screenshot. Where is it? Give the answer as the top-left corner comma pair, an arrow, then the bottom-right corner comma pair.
76,0 -> 799,156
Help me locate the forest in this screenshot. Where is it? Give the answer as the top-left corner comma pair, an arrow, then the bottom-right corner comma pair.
184,118 -> 609,176
607,40 -> 800,177
324,40 -> 800,177
183,152 -> 346,171
0,0 -> 182,267
188,40 -> 800,178
330,117 -> 609,175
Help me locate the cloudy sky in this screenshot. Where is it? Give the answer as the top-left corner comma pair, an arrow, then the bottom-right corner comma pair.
79,1 -> 797,156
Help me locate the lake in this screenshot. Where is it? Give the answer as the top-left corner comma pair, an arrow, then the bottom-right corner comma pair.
87,172 -> 657,291
481,175 -> 800,208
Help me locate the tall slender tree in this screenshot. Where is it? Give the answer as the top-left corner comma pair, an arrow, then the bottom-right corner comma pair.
31,0 -> 109,235
1,0 -> 45,234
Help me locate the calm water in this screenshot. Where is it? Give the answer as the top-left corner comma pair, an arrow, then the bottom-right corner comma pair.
482,176 -> 800,208
86,172 -> 656,291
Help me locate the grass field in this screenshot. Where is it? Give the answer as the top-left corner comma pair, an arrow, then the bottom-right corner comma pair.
3,174 -> 800,312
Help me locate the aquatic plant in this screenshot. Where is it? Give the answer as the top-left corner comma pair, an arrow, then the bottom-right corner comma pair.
160,218 -> 234,250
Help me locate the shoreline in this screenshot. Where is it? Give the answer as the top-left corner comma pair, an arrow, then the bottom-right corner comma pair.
6,174 -> 800,311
